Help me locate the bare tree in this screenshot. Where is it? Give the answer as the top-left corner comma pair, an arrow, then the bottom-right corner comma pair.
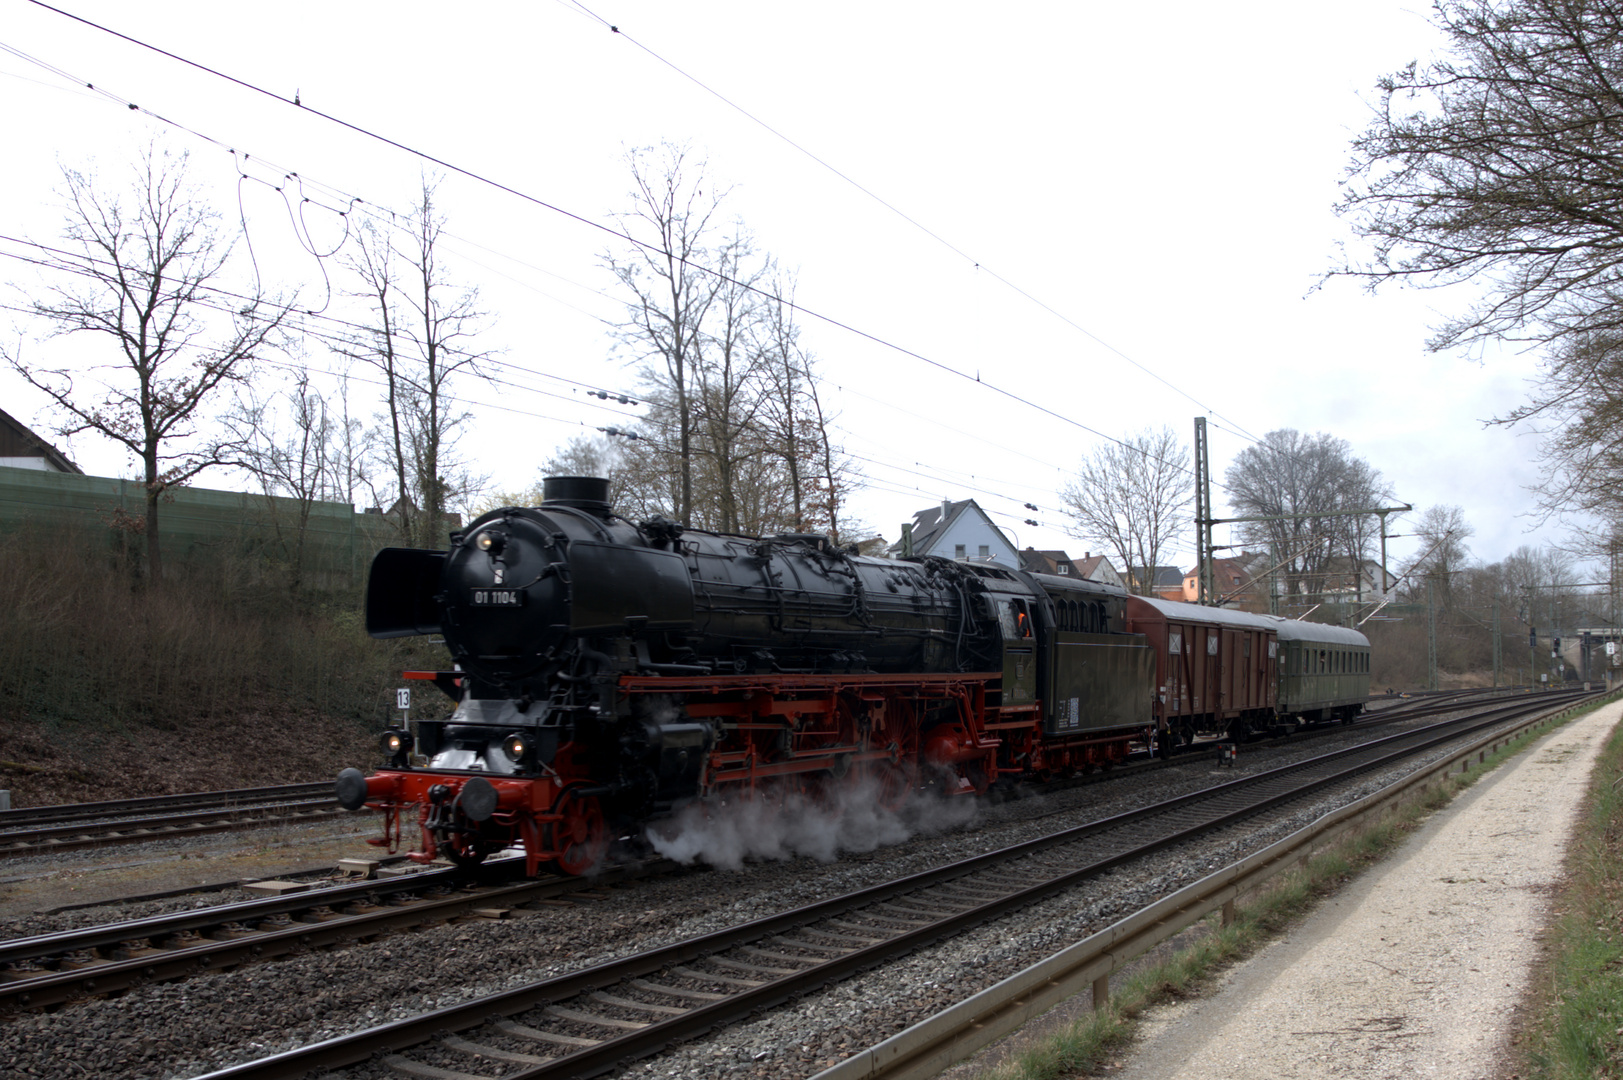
1223,429 -> 1388,604
1497,330 -> 1623,529
1339,0 -> 1623,350
1405,504 -> 1475,610
1337,0 -> 1623,525
604,143 -> 725,526
1060,427 -> 1193,596
341,218 -> 412,537
340,180 -> 490,547
691,230 -> 771,533
801,370 -> 862,543
226,366 -> 332,587
603,148 -> 864,539
474,434 -> 626,514
754,274 -> 813,531
751,272 -> 860,541
3,146 -> 294,584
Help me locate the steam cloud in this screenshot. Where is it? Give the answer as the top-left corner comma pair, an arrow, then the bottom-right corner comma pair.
644,776 -> 980,871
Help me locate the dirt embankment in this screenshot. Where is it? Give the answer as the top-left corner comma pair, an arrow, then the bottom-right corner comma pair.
0,712 -> 380,806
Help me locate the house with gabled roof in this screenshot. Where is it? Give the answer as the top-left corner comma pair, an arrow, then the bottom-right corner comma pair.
1126,565 -> 1185,601
1183,552 -> 1270,612
0,408 -> 81,474
1018,548 -> 1077,577
1315,556 -> 1400,604
1018,547 -> 1124,589
1072,551 -> 1124,589
888,498 -> 1018,568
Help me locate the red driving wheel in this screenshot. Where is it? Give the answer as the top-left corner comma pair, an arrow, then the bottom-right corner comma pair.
548,791 -> 607,876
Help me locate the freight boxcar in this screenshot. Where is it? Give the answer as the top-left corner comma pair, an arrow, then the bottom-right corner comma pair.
1125,596 -> 1279,746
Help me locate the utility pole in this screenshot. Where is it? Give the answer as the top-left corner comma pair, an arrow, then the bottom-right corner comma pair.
1189,416 -> 1409,612
1492,600 -> 1501,688
1378,511 -> 1393,603
1427,576 -> 1438,691
1603,542 -> 1616,626
1194,417 -> 1214,606
1527,588 -> 1537,690
1269,541 -> 1280,616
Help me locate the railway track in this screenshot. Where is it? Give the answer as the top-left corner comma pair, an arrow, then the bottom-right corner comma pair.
1096,685 -> 1581,787
180,690 -> 1589,1080
0,858 -> 666,1012
1,690 -> 1586,1020
0,689 -> 1535,863
0,782 -> 345,858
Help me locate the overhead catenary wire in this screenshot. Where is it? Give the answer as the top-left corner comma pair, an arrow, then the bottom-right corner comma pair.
1,224 -> 1398,561
0,234 -> 648,411
0,237 -> 1070,522
10,1 -> 1224,489
562,0 -> 1269,447
4,6 -> 1410,556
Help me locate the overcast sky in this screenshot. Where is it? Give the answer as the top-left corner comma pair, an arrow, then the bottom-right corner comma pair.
0,0 -> 1574,573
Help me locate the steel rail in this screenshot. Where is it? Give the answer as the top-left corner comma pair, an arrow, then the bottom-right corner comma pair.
3,689 -> 1585,1012
0,781 -> 335,828
188,691 -> 1591,1080
0,858 -> 664,1012
0,799 -> 348,858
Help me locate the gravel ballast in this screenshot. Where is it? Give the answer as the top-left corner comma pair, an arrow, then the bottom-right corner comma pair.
0,705 -> 1556,1079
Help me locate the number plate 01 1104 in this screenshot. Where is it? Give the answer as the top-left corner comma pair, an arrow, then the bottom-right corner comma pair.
470,589 -> 524,607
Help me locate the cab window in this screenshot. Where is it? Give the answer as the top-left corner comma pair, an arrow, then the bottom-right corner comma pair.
998,598 -> 1034,640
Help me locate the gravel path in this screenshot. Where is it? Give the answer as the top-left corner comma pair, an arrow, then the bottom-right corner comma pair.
1094,698 -> 1622,1080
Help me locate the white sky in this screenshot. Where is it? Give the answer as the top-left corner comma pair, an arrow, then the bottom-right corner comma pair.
0,0 -> 1575,574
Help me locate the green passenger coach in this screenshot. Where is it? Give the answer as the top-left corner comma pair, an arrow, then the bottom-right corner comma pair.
1273,618 -> 1370,725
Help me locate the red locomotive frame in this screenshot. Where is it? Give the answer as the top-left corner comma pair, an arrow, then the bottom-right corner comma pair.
352,668 -> 1144,875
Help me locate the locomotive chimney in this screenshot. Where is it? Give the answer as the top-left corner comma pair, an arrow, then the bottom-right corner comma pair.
542,476 -> 613,518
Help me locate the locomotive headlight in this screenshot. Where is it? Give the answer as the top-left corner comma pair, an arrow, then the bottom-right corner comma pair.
501,732 -> 528,762
380,728 -> 414,755
475,530 -> 507,555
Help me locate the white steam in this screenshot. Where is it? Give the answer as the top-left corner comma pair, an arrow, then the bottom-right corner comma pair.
645,777 -> 980,871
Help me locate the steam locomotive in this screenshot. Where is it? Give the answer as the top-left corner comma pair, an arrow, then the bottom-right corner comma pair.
338,476 -> 1368,875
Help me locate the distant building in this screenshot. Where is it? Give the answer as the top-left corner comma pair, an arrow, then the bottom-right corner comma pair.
1315,556 -> 1399,604
0,408 -> 81,474
1073,551 -> 1125,589
888,498 -> 1018,568
1182,552 -> 1270,612
1127,565 -> 1185,601
1018,548 -> 1077,577
1019,547 -> 1125,589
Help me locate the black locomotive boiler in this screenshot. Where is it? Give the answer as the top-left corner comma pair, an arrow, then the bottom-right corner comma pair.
340,476 -> 1160,874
